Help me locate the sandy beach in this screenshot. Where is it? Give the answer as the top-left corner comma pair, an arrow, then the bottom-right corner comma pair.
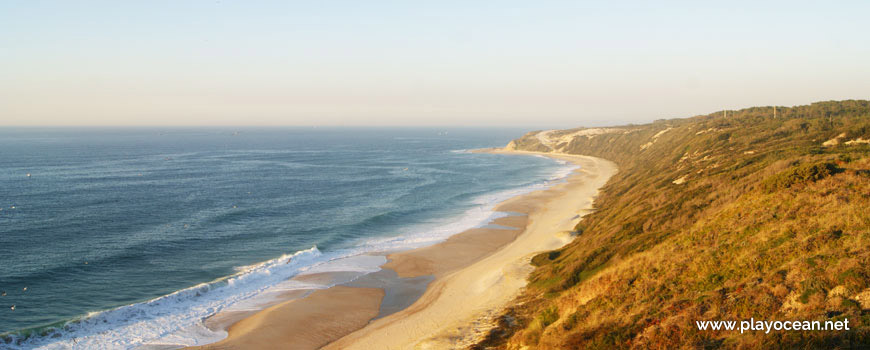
189,150 -> 616,350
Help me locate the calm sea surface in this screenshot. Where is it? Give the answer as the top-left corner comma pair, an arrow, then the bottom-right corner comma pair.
0,127 -> 569,348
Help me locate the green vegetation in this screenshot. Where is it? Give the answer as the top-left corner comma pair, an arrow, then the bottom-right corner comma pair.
539,306 -> 560,328
531,251 -> 562,267
761,161 -> 841,193
476,100 -> 870,349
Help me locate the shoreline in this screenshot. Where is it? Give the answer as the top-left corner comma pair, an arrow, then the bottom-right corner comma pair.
189,149 -> 616,350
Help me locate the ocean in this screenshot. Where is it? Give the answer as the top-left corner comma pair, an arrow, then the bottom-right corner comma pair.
0,127 -> 572,349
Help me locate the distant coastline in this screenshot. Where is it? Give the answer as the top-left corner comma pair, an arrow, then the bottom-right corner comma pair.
0,129 -> 567,348
190,149 -> 616,349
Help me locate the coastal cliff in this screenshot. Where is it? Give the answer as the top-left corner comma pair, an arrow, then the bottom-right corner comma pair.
477,100 -> 870,349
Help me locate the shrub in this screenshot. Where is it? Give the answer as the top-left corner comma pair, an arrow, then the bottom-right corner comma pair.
539,306 -> 560,328
531,250 -> 561,266
761,162 -> 840,193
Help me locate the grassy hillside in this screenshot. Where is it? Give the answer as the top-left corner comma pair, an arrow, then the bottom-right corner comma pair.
475,100 -> 870,349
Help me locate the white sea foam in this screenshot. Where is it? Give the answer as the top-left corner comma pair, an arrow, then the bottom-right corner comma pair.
549,161 -> 580,180
4,155 -> 577,350
222,254 -> 387,312
355,157 -> 579,252
7,248 -> 325,349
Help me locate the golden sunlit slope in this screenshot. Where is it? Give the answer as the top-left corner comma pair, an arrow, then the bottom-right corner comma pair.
477,100 -> 870,349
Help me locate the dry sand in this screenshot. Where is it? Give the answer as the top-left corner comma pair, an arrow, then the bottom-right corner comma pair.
187,150 -> 616,350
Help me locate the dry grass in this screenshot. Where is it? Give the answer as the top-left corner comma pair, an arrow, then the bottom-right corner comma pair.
479,100 -> 870,349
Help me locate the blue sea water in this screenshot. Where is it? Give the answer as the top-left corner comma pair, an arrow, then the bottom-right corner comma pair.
0,127 -> 570,349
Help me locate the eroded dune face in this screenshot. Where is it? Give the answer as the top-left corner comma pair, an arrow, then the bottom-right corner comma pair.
507,128 -> 637,154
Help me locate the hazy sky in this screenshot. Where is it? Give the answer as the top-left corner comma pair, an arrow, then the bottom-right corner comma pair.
1,1 -> 869,127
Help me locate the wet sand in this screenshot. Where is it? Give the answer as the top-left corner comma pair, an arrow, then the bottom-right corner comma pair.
382,223 -> 526,279
186,150 -> 616,350
188,286 -> 384,350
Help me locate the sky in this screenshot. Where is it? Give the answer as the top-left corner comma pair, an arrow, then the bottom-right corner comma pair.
1,0 -> 869,127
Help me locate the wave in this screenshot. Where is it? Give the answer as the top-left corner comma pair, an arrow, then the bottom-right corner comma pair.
1,154 -> 578,350
354,158 -> 579,252
2,247 -> 328,349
